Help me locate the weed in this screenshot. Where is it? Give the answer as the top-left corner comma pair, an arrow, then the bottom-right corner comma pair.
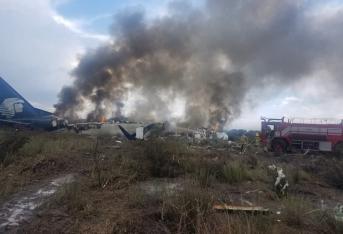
323,161 -> 343,189
206,213 -> 274,234
244,154 -> 259,169
143,139 -> 185,178
303,158 -> 343,189
309,211 -> 343,234
219,161 -> 250,184
193,160 -> 220,187
291,167 -> 310,184
282,196 -> 312,227
18,136 -> 46,157
52,182 -> 89,214
160,185 -> 214,233
0,132 -> 28,164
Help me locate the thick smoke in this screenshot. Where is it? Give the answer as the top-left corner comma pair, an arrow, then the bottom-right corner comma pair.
55,0 -> 343,129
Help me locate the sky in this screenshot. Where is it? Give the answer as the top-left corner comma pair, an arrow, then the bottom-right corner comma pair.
1,0 -> 343,130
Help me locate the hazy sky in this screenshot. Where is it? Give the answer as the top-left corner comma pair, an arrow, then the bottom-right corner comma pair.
1,0 -> 343,130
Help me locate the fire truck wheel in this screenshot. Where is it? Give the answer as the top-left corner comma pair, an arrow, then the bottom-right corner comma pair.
272,140 -> 286,156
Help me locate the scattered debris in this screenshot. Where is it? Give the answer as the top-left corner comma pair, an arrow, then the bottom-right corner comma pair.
303,149 -> 311,156
245,189 -> 264,196
213,204 -> 270,214
139,180 -> 182,196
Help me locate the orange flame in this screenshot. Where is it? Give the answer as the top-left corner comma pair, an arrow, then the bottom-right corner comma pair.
100,116 -> 106,123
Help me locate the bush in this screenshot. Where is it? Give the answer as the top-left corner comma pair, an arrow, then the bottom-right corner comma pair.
282,196 -> 312,227
52,182 -> 88,213
206,213 -> 273,234
143,139 -> 185,178
190,159 -> 220,187
244,154 -> 258,169
0,132 -> 29,164
291,167 -> 310,184
309,211 -> 343,234
323,161 -> 343,189
219,161 -> 250,184
303,158 -> 343,190
160,186 -> 214,233
18,137 -> 45,157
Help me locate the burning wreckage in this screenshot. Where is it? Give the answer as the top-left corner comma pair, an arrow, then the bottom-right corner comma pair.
3,0 -> 343,232
2,74 -> 343,159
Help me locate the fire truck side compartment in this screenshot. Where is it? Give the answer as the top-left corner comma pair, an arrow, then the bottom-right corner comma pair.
261,117 -> 343,153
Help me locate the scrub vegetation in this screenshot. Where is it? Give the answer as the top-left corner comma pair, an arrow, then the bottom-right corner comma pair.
0,129 -> 342,233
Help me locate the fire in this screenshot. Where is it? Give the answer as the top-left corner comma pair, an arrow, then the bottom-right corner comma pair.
100,116 -> 107,123
211,122 -> 221,132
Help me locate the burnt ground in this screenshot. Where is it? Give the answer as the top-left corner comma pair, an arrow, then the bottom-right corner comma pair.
0,129 -> 343,233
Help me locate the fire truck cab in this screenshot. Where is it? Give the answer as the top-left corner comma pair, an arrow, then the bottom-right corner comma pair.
260,117 -> 343,155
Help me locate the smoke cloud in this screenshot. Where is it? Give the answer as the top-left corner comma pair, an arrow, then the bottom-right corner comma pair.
55,0 -> 343,130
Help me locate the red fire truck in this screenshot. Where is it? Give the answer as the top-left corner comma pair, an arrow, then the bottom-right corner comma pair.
260,117 -> 343,154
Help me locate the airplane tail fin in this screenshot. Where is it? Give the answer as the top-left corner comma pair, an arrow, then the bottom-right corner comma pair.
118,125 -> 136,140
0,77 -> 37,119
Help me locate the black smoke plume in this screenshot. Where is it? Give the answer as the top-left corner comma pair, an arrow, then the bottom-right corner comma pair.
55,0 -> 343,129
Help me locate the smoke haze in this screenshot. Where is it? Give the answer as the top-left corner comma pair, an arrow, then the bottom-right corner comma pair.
55,0 -> 343,130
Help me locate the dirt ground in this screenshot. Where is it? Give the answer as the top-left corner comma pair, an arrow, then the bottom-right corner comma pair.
0,129 -> 343,233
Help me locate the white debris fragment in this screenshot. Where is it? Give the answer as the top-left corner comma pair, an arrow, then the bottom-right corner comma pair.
275,168 -> 285,186
268,165 -> 289,197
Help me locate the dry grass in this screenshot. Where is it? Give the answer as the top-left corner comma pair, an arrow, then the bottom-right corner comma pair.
0,130 -> 94,201
281,196 -> 312,227
290,167 -> 311,185
1,131 -> 343,234
142,139 -> 187,178
0,131 -> 29,165
52,181 -> 89,214
205,213 -> 274,234
220,161 -> 250,184
160,185 -> 214,233
279,196 -> 343,233
302,157 -> 343,189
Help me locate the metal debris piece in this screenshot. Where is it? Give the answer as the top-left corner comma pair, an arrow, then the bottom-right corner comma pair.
213,204 -> 270,214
